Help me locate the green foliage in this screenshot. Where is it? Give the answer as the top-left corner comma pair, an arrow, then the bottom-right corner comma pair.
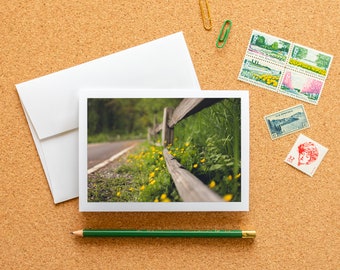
88,98 -> 182,143
271,41 -> 278,50
167,98 -> 242,201
293,46 -> 308,59
315,54 -> 331,69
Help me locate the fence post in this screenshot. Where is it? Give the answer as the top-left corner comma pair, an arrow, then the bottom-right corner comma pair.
162,107 -> 174,147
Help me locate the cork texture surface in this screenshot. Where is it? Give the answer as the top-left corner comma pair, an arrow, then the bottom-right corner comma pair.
1,0 -> 339,269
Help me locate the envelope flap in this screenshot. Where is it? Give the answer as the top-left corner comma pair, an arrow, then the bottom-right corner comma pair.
16,32 -> 200,140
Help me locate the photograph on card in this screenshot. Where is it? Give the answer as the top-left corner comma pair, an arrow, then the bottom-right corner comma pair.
78,89 -> 250,212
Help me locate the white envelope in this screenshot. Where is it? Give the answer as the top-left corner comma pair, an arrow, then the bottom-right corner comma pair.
16,32 -> 201,203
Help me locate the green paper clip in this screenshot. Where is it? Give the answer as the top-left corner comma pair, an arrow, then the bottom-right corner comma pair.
216,20 -> 232,48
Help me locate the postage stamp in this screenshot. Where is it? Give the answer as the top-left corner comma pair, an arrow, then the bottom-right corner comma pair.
279,70 -> 324,105
264,104 -> 310,140
246,30 -> 292,64
288,44 -> 333,78
284,134 -> 328,177
238,30 -> 333,105
238,56 -> 283,92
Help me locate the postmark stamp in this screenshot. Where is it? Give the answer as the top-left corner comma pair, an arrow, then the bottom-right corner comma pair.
284,134 -> 328,177
264,104 -> 310,140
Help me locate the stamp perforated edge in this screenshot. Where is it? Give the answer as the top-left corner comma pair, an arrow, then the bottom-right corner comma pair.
264,104 -> 310,140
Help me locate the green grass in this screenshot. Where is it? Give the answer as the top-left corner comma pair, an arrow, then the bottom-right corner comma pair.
88,132 -> 146,144
167,98 -> 242,201
88,142 -> 181,202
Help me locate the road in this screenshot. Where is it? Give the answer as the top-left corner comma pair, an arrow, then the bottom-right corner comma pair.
87,139 -> 144,168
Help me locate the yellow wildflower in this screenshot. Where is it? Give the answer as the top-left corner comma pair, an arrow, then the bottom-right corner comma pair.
160,193 -> 167,200
140,185 -> 145,191
149,172 -> 155,178
235,173 -> 241,179
208,180 -> 216,188
227,175 -> 233,181
150,180 -> 156,185
129,187 -> 134,192
223,194 -> 233,202
200,158 -> 206,163
185,142 -> 190,147
193,164 -> 198,169
116,191 -> 121,197
154,198 -> 159,202
161,198 -> 171,202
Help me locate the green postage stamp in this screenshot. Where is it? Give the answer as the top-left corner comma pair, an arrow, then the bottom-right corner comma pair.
238,30 -> 333,105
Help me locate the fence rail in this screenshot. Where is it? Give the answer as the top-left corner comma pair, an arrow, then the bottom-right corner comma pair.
163,149 -> 223,202
149,98 -> 224,202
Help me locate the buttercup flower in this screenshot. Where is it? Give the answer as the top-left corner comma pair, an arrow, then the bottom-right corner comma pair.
223,194 -> 233,202
208,180 -> 216,188
193,164 -> 198,169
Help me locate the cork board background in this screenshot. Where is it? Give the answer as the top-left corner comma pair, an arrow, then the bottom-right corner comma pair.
1,0 -> 339,269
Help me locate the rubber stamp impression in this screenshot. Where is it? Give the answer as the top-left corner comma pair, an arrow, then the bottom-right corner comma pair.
285,134 -> 328,177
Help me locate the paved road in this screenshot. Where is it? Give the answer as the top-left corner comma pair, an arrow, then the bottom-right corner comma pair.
87,139 -> 144,168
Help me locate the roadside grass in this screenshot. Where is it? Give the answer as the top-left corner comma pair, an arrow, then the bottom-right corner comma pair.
88,132 -> 146,144
88,142 -> 181,202
167,98 -> 242,201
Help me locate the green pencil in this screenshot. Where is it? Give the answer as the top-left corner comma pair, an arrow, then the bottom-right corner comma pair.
71,229 -> 256,238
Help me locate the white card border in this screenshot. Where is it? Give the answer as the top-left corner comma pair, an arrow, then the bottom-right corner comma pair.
79,89 -> 249,212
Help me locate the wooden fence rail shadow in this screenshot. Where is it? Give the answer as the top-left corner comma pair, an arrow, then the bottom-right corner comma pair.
149,98 -> 224,202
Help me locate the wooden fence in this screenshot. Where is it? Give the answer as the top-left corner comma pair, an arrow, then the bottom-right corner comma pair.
148,98 -> 224,202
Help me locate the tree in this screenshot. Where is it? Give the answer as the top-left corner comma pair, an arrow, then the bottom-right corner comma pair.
282,71 -> 293,90
292,46 -> 308,59
279,41 -> 290,53
271,42 -> 279,50
252,35 -> 265,47
315,54 -> 331,69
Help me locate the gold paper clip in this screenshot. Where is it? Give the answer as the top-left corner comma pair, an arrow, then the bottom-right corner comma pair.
199,0 -> 212,30
216,20 -> 232,48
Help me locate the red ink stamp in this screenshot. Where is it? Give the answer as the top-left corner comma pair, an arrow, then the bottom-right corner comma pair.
285,134 -> 328,177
